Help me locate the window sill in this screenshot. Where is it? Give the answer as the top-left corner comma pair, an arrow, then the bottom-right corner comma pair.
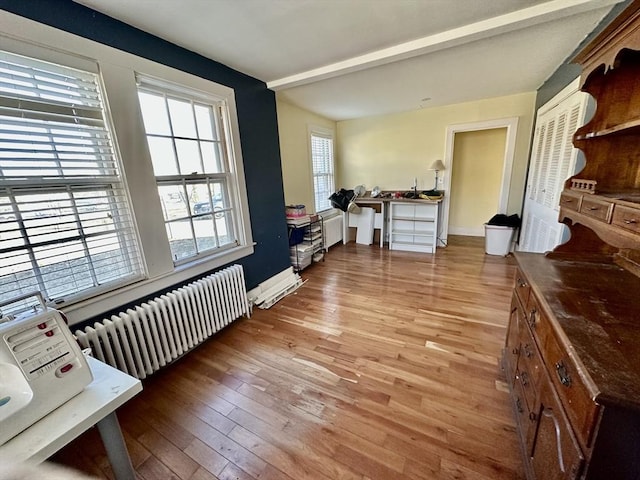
61,243 -> 255,326
319,208 -> 341,219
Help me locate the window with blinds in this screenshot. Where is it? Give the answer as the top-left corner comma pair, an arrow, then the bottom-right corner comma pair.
0,51 -> 143,312
310,130 -> 335,212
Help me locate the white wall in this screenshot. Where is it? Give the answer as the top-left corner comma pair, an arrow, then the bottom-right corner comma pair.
276,99 -> 336,213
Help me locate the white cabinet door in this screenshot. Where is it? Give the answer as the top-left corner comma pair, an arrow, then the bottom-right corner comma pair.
520,79 -> 589,253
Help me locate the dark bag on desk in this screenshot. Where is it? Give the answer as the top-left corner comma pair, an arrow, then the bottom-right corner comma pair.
329,189 -> 354,212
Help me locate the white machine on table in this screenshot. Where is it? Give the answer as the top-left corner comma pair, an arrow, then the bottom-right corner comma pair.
0,292 -> 93,446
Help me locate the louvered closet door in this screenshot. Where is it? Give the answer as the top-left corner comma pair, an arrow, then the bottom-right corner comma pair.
520,80 -> 589,253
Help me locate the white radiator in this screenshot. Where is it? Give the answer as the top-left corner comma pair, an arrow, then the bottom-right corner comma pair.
323,214 -> 343,249
75,264 -> 249,379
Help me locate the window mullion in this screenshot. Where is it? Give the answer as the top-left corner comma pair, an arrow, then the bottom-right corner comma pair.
6,187 -> 48,298
44,121 -> 65,178
93,129 -> 110,177
207,178 -> 220,249
191,99 -> 206,174
217,106 -> 231,172
181,179 -> 199,256
66,185 -> 99,288
106,185 -> 135,273
162,93 -> 181,176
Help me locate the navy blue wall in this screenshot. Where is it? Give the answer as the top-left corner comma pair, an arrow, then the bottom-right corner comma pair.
0,0 -> 291,292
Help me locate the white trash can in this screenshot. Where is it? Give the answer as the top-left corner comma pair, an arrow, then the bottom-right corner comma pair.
484,224 -> 516,256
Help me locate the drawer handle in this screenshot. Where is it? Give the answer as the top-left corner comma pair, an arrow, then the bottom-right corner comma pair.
520,371 -> 529,386
555,361 -> 572,387
588,206 -> 599,211
529,308 -> 537,329
542,407 -> 566,473
562,198 -> 574,203
624,219 -> 637,224
516,397 -> 524,414
529,411 -> 537,422
512,347 -> 519,355
523,343 -> 533,358
517,277 -> 527,288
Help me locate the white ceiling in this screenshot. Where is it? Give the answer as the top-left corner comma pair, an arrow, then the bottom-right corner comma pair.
73,0 -> 622,121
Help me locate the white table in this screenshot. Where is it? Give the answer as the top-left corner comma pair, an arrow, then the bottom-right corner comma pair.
0,356 -> 142,479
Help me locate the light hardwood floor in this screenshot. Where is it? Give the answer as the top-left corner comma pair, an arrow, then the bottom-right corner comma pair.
52,237 -> 525,479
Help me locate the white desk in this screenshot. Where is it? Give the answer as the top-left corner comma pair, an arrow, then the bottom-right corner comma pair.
343,196 -> 443,251
0,356 -> 142,479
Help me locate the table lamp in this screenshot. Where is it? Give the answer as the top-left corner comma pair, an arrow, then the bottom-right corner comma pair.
429,159 -> 445,191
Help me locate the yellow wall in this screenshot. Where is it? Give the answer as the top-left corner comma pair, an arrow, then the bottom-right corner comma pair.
276,99 -> 336,213
336,92 -> 536,215
450,128 -> 507,235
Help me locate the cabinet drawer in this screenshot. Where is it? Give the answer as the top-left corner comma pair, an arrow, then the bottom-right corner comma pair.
514,269 -> 530,310
579,197 -> 613,222
517,314 -> 543,408
512,373 -> 537,456
612,204 -> 640,233
541,328 -> 600,448
531,376 -> 584,480
504,295 -> 523,384
413,203 -> 437,221
524,294 -> 551,348
560,192 -> 582,213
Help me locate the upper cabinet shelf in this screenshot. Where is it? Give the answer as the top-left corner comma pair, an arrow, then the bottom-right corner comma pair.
557,1 -> 640,266
573,47 -> 640,144
574,116 -> 640,140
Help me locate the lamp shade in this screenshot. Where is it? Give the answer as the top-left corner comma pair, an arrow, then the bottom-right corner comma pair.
429,159 -> 446,171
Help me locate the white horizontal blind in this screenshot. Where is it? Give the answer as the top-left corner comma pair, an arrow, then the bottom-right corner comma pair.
0,50 -> 143,313
310,132 -> 334,212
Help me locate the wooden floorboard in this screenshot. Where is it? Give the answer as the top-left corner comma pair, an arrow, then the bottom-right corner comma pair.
52,238 -> 525,479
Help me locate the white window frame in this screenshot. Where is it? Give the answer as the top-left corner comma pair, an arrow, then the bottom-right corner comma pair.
308,125 -> 336,213
136,76 -> 242,264
0,49 -> 145,314
0,15 -> 254,324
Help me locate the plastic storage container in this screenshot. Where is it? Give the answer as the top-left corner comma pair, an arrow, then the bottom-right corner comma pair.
285,204 -> 306,218
484,224 -> 516,256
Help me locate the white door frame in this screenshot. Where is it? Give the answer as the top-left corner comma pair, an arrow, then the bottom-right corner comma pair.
440,117 -> 519,244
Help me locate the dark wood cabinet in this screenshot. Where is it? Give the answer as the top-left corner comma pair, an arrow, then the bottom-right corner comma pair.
504,3 -> 640,478
505,257 -> 640,479
531,377 -> 583,480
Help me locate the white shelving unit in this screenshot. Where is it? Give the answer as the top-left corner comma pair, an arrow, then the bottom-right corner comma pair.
389,202 -> 439,253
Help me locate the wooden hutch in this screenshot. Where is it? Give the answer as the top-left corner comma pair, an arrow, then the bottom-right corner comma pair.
503,2 -> 640,479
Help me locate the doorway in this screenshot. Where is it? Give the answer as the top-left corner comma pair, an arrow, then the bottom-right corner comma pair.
440,117 -> 519,245
449,128 -> 508,236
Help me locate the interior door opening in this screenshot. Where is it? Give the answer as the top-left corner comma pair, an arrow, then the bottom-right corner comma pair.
449,128 -> 508,237
441,117 -> 519,245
